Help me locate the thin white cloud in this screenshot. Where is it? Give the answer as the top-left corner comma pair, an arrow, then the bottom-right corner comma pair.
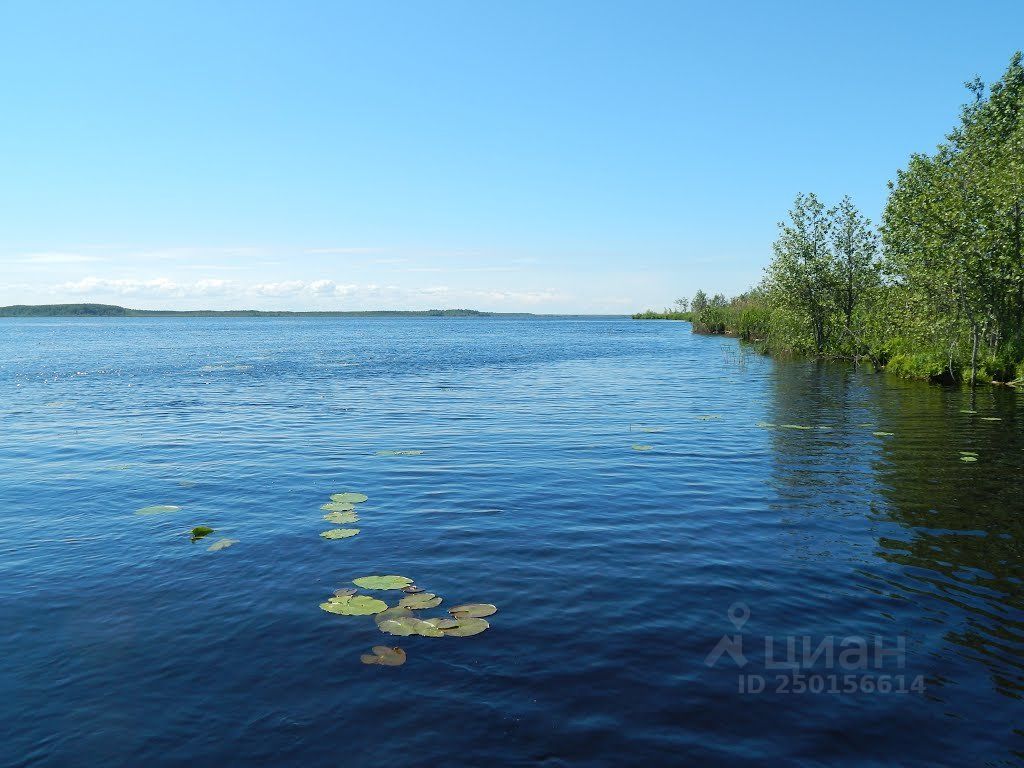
55,277 -> 234,297
43,275 -> 568,310
15,252 -> 105,264
251,279 -> 360,298
304,247 -> 381,255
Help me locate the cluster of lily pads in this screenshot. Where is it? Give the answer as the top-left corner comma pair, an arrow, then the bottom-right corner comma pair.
134,504 -> 237,551
318,574 -> 497,667
319,491 -> 368,540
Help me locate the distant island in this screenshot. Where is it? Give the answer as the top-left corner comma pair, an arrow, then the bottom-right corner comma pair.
0,303 -> 534,318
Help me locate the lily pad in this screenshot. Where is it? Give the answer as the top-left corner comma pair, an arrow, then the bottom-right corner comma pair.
320,594 -> 388,615
424,617 -> 459,630
354,575 -> 413,590
190,525 -> 214,541
960,456 -> 979,463
207,538 -> 238,551
632,444 -> 653,452
320,528 -> 359,539
135,505 -> 181,515
398,592 -> 442,609
448,603 -> 497,618
873,431 -> 894,437
360,646 -> 407,666
321,501 -> 356,512
377,616 -> 444,637
442,617 -> 490,637
374,606 -> 414,624
323,510 -> 359,524
375,450 -> 424,456
959,451 -> 978,456
330,492 -> 368,504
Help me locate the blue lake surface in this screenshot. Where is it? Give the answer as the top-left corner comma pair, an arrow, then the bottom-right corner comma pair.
1,317 -> 1022,767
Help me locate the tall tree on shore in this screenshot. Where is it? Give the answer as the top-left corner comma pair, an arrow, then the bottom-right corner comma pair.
829,196 -> 880,341
691,290 -> 709,314
766,193 -> 835,353
884,52 -> 1024,384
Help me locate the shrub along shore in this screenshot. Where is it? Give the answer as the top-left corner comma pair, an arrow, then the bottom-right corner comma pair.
636,53 -> 1024,388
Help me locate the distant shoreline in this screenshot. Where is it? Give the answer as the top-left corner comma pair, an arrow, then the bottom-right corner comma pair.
0,303 -> 622,319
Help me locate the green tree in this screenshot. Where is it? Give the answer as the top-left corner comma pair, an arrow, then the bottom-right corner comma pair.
765,193 -> 835,353
829,196 -> 881,353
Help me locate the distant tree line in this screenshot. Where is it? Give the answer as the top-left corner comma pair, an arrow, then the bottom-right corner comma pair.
636,52 -> 1024,386
0,303 -> 510,318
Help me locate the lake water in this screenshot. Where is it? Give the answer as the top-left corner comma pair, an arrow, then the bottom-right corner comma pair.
1,317 -> 1022,766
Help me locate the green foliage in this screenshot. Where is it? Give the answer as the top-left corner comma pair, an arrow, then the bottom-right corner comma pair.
630,309 -> 692,320
885,352 -> 953,381
635,52 -> 1024,387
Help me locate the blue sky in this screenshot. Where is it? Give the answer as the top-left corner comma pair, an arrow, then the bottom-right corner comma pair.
2,1 -> 1022,313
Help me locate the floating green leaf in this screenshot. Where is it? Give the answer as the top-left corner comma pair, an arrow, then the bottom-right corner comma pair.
756,422 -> 775,428
353,575 -> 413,590
448,603 -> 497,618
360,646 -> 407,666
959,451 -> 978,456
330,492 -> 368,504
323,510 -> 359,524
398,592 -> 442,610
780,424 -> 811,430
442,617 -> 490,637
190,525 -> 214,541
375,450 -> 424,456
873,431 -> 894,437
632,444 -> 653,452
960,409 -> 978,414
960,456 -> 979,463
320,528 -> 359,539
424,617 -> 459,630
207,538 -> 238,551
374,606 -> 414,624
981,417 -> 1002,421
320,594 -> 387,615
135,505 -> 181,515
377,616 -> 444,637
321,501 -> 356,512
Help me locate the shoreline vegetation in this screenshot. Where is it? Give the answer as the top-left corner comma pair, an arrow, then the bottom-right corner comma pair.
0,303 -> 536,318
635,52 -> 1024,389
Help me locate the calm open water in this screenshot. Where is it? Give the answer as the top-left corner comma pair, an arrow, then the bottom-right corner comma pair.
1,317 -> 1022,767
